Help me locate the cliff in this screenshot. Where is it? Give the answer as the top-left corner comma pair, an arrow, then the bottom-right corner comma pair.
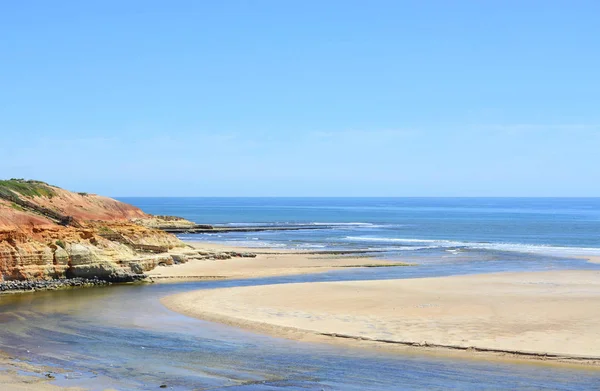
0,179 -> 218,287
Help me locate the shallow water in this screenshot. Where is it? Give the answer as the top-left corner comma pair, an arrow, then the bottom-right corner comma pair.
1,267 -> 600,390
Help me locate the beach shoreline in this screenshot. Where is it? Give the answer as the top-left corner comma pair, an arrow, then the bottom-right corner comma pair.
162,269 -> 600,367
148,241 -> 411,281
585,255 -> 600,264
0,351 -> 82,390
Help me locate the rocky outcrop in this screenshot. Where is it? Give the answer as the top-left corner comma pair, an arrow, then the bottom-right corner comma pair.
134,215 -> 200,230
0,180 -> 189,288
0,179 -> 258,292
0,277 -> 112,292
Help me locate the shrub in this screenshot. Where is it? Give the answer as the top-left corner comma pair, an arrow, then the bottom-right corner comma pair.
9,202 -> 25,211
98,226 -> 113,234
0,179 -> 57,198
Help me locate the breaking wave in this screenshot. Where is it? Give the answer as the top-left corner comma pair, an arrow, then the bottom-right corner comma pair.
344,236 -> 600,257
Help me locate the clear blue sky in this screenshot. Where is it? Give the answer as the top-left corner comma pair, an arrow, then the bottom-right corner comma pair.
1,1 -> 599,196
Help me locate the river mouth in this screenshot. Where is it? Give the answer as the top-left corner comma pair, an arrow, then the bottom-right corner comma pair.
2,259 -> 600,390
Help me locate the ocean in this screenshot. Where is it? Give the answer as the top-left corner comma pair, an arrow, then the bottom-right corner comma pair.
120,197 -> 600,274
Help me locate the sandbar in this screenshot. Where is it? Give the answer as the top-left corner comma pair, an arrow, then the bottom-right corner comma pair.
149,242 -> 410,281
162,270 -> 600,365
586,256 -> 600,264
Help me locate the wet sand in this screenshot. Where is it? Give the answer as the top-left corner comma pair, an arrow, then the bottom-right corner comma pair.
163,270 -> 600,365
149,242 -> 410,281
587,256 -> 600,264
0,352 -> 82,390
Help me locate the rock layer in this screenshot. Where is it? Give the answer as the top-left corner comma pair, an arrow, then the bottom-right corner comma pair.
0,180 -> 202,287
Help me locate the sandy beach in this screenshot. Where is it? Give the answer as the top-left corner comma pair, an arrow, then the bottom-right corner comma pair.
163,270 -> 600,365
148,242 -> 410,281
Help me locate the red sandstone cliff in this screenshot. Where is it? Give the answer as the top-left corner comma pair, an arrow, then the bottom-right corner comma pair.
0,189 -> 147,230
0,180 -> 193,283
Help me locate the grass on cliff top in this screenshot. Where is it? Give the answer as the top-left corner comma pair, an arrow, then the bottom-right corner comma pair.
0,179 -> 57,198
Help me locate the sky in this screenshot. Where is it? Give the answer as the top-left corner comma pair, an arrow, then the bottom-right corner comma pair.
1,1 -> 599,196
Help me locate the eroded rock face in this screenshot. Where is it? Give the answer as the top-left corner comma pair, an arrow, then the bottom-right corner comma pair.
68,243 -> 99,266
0,226 -> 189,283
0,241 -> 57,280
68,261 -> 119,279
0,181 -> 188,283
54,247 -> 69,266
0,180 -> 256,287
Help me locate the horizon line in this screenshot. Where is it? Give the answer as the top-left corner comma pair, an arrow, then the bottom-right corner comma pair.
112,195 -> 600,199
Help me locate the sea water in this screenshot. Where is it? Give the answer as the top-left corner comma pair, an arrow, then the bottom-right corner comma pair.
120,197 -> 600,272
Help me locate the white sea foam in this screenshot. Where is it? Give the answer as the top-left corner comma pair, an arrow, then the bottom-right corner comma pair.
310,222 -> 376,226
345,236 -> 600,257
347,237 -> 441,244
223,241 -> 287,248
220,222 -> 278,227
368,246 -> 437,251
221,222 -> 383,228
297,244 -> 327,248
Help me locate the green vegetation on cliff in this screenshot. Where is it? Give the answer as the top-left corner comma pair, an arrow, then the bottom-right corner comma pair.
0,179 -> 57,198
